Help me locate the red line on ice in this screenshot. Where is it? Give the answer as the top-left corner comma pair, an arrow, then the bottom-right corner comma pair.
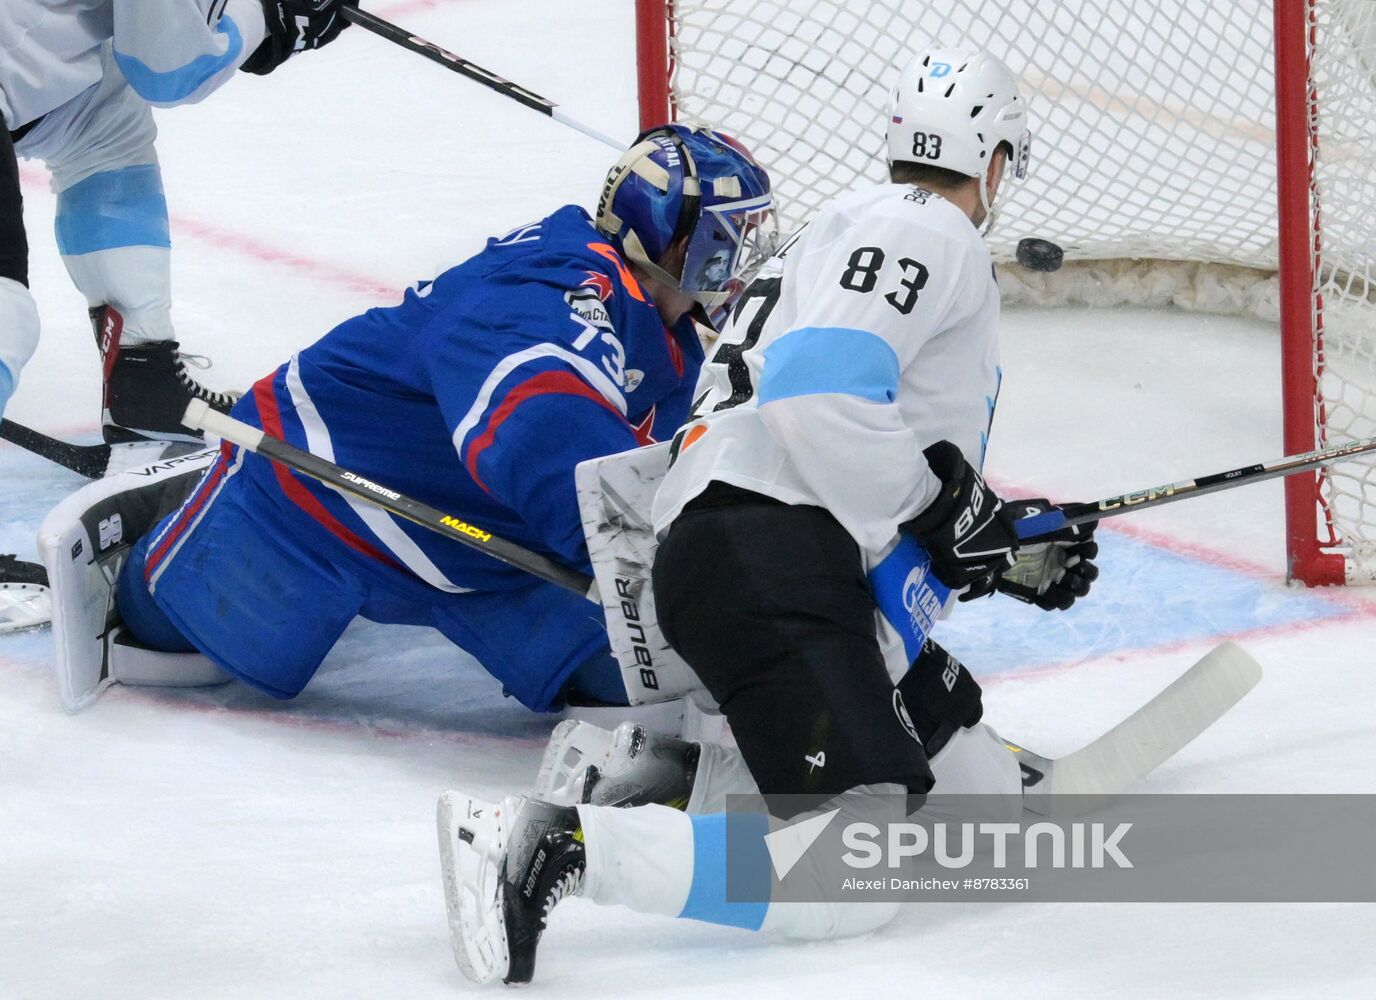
18,165 -> 397,301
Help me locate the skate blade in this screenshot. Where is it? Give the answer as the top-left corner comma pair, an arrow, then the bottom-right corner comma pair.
533,719 -> 615,806
436,791 -> 511,984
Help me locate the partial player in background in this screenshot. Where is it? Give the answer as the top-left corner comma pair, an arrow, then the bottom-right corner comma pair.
38,125 -> 777,715
0,0 -> 353,442
0,0 -> 354,609
437,47 -> 1099,985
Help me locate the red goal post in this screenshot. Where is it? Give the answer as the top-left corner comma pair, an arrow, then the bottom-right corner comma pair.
635,0 -> 1376,586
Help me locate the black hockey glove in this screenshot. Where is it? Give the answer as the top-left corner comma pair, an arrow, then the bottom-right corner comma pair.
241,0 -> 356,76
901,440 -> 1019,599
997,499 -> 1099,611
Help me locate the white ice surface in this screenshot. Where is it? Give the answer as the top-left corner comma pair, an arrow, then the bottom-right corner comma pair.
2,2 -> 1375,997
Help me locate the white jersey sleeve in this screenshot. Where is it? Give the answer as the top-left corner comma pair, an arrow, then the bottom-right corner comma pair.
112,0 -> 267,107
0,1 -> 266,126
653,185 -> 1002,557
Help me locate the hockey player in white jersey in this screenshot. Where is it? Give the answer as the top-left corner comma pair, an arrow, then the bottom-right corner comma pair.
0,0 -> 352,610
437,47 -> 1101,985
0,0 -> 353,442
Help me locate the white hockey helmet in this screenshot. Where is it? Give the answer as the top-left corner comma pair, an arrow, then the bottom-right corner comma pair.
885,47 -> 1031,218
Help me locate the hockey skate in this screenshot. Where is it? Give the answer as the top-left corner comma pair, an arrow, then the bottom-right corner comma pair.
534,719 -> 698,808
37,446 -> 229,709
436,792 -> 584,985
0,554 -> 51,634
92,305 -> 241,446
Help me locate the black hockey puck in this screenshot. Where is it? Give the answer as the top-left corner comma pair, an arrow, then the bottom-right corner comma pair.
1015,237 -> 1065,273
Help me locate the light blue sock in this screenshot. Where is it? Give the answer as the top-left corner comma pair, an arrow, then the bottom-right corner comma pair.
677,812 -> 772,930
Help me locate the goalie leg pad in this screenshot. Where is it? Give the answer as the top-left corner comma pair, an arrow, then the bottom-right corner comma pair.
653,488 -> 934,816
37,447 -> 229,710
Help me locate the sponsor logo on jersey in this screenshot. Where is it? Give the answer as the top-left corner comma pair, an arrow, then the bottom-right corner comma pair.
623,368 -> 645,393
565,287 -> 613,331
901,562 -> 944,641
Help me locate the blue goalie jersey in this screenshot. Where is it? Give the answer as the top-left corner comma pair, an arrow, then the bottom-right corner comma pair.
229,205 -> 704,591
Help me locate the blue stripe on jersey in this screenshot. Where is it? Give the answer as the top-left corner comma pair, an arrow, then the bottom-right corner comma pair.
758,327 -> 900,405
114,15 -> 244,105
55,166 -> 171,255
677,812 -> 770,930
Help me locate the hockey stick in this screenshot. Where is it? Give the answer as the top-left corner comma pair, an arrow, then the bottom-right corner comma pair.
182,400 -> 599,600
1004,641 -> 1263,817
342,6 -> 624,151
0,419 -> 111,479
184,401 -> 1262,806
1015,434 -> 1376,540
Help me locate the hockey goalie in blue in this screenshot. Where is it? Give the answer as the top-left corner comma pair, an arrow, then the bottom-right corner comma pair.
42,124 -> 776,712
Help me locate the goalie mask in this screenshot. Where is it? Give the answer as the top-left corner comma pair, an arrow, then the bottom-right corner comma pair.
886,47 -> 1032,225
596,123 -> 778,312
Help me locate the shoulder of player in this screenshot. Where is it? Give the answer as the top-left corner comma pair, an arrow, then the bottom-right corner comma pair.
474,207 -> 657,308
799,184 -> 990,270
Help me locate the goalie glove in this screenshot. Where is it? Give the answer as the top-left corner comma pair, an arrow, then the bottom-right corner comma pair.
902,440 -> 1019,598
241,0 -> 356,76
998,499 -> 1099,611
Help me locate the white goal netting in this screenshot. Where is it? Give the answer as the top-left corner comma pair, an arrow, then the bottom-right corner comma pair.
657,0 -> 1376,581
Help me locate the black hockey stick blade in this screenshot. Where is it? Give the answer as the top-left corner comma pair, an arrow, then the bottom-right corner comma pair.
0,419 -> 110,479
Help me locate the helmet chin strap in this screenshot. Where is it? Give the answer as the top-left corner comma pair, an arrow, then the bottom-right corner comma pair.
976,160 -> 1007,236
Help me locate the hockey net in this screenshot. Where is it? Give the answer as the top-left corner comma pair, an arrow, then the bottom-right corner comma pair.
635,0 -> 1376,585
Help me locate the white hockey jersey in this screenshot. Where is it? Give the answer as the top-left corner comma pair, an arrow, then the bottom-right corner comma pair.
653,183 -> 1003,558
0,0 -> 266,128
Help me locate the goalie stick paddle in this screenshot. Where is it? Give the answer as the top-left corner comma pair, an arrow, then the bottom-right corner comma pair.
1015,434 -> 1376,541
342,6 -> 624,151
0,419 -> 110,479
181,401 -> 600,602
1004,641 -> 1263,817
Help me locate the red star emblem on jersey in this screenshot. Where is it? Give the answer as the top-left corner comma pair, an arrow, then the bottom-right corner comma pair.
632,406 -> 657,446
581,271 -> 615,302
